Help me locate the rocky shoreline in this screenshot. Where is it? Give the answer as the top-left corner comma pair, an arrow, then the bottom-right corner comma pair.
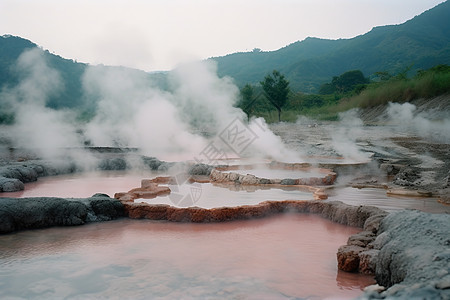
0,194 -> 124,233
1,149 -> 450,299
0,150 -> 174,192
1,192 -> 449,298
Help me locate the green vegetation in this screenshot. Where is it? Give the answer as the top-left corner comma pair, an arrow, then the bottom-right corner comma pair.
2,0 -> 450,125
339,64 -> 450,109
213,1 -> 450,93
238,65 -> 450,123
260,70 -> 290,122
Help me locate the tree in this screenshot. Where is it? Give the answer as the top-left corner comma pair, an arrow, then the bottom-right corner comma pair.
331,70 -> 368,93
319,70 -> 369,94
239,84 -> 255,119
260,70 -> 290,122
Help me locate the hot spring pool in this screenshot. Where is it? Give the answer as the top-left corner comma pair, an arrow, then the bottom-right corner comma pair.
5,171 -> 446,214
328,187 -> 450,214
0,171 -> 160,198
137,182 -> 314,208
0,214 -> 374,299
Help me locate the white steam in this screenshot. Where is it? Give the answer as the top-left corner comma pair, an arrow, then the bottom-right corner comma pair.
386,102 -> 450,143
3,50 -> 302,164
2,48 -> 85,161
330,109 -> 371,162
82,65 -> 208,160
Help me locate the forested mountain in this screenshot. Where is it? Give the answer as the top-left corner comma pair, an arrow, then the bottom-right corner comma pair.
0,0 -> 449,120
0,35 -> 87,109
211,0 -> 450,92
0,35 -> 165,121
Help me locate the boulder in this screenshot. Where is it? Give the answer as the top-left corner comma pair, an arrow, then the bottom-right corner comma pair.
240,174 -> 258,185
210,169 -> 228,182
347,230 -> 376,247
393,167 -> 420,186
362,210 -> 450,299
280,178 -> 296,185
188,163 -> 213,176
363,213 -> 387,233
98,158 -> 127,170
0,176 -> 24,192
0,196 -> 125,234
358,249 -> 379,274
337,245 -> 365,272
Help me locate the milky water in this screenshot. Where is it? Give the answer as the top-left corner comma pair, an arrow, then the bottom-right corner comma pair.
327,186 -> 450,214
0,214 -> 374,299
1,171 -> 158,198
139,182 -> 313,208
221,167 -> 325,179
3,122 -> 448,299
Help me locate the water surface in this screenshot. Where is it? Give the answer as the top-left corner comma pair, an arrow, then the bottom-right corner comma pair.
0,214 -> 374,299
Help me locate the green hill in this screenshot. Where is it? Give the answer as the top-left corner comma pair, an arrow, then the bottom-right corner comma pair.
0,35 -> 167,122
1,0 -> 449,122
0,35 -> 87,110
211,0 -> 450,92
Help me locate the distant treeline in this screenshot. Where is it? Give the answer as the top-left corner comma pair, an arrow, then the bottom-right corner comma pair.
237,64 -> 450,122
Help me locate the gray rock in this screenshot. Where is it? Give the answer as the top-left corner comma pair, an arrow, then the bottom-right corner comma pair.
359,249 -> 379,274
141,156 -> 163,170
98,158 -> 127,170
0,196 -> 125,234
362,210 -> 450,299
228,172 -> 240,182
369,232 -> 391,250
348,230 -> 376,247
240,174 -> 258,185
393,167 -> 420,186
0,165 -> 38,183
258,178 -> 271,184
188,163 -> 213,176
321,201 -> 386,228
280,178 -> 296,185
0,176 -> 24,192
363,213 -> 388,233
91,193 -> 110,198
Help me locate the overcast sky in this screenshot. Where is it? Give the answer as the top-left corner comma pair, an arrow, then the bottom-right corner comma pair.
0,0 -> 446,72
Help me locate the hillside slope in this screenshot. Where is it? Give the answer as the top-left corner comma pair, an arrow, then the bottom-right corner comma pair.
211,1 -> 450,92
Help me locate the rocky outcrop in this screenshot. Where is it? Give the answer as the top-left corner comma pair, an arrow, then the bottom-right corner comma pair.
0,194 -> 124,234
209,168 -> 332,200
0,160 -> 77,192
117,190 -> 385,228
362,210 -> 450,299
336,211 -> 388,274
0,177 -> 24,192
210,166 -> 337,187
115,177 -> 172,202
0,155 -> 172,193
188,163 -> 214,176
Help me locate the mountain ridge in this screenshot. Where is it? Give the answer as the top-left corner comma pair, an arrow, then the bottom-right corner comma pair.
0,0 -> 449,118
211,0 -> 450,92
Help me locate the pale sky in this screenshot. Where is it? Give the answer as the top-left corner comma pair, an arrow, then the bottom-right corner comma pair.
0,0 -> 446,71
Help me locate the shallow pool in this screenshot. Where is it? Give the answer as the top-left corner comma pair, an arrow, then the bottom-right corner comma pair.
327,186 -> 450,214
138,182 -> 314,208
0,171 -> 159,198
0,214 -> 374,299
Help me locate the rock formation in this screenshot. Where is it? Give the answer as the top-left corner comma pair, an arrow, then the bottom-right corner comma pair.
0,194 -> 124,234
361,210 -> 450,299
